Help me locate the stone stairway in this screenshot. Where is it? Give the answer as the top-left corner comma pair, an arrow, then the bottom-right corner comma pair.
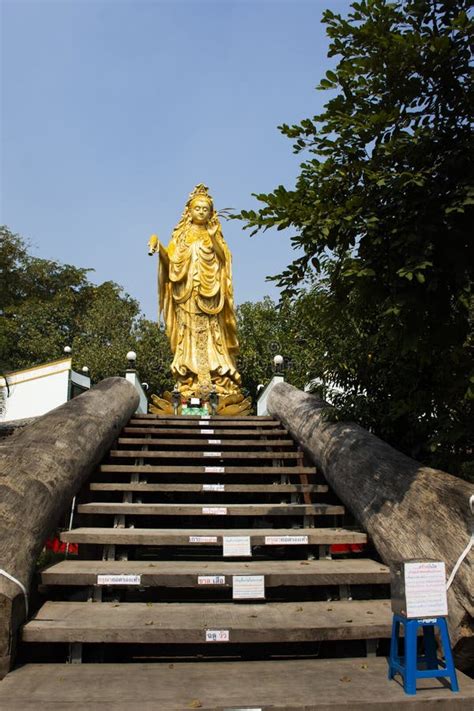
2,414 -> 473,709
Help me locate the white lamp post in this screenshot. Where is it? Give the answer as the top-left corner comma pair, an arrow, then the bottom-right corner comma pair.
126,351 -> 137,370
273,354 -> 284,375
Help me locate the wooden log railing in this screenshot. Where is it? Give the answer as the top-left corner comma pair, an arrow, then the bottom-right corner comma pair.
267,382 -> 473,671
0,377 -> 139,678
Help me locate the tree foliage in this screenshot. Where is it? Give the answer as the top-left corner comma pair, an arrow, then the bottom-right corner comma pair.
236,0 -> 473,477
0,226 -> 173,397
236,297 -> 312,397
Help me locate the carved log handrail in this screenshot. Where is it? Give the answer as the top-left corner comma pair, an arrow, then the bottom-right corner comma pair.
0,377 -> 139,677
268,381 -> 473,671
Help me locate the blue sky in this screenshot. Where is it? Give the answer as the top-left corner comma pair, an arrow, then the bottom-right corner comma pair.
1,0 -> 353,319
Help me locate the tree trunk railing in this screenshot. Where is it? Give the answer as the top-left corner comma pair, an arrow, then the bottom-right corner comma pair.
268,382 -> 473,671
0,377 -> 139,678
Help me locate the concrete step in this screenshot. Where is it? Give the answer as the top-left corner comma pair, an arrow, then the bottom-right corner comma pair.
41,558 -> 390,588
99,464 -> 317,476
61,527 -> 367,547
77,503 -> 344,516
22,600 -> 392,644
90,482 -> 328,494
2,659 -> 473,710
108,450 -> 304,460
117,437 -> 295,447
131,415 -> 278,422
123,426 -> 289,436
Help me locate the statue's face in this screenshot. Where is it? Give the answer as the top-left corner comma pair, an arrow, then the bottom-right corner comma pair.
190,199 -> 211,225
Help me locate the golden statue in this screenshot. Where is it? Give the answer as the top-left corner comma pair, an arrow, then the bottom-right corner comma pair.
148,184 -> 251,416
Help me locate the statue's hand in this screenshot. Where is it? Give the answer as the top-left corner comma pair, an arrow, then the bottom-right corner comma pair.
148,234 -> 159,255
207,224 -> 219,239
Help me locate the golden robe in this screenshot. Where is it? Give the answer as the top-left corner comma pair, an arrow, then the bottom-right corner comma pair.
159,223 -> 241,399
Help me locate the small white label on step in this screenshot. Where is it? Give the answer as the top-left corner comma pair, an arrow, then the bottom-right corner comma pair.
223,536 -> 252,557
201,429 -> 214,434
203,484 -> 225,491
264,535 -> 309,545
208,439 -> 222,445
97,575 -> 141,585
232,575 -> 265,600
202,507 -> 227,515
199,418 -> 210,424
198,575 -> 226,585
189,536 -> 218,543
205,466 -> 225,473
203,451 -> 222,457
205,629 -> 229,642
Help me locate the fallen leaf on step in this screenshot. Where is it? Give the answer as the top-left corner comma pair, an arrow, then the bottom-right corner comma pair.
146,602 -> 153,607
113,603 -> 120,607
296,606 -> 304,612
168,664 -> 174,669
300,561 -> 310,565
339,676 -> 351,683
366,611 -> 374,615
327,608 -> 333,611
361,664 -> 368,670
145,621 -> 154,626
250,614 -> 258,618
188,700 -> 202,709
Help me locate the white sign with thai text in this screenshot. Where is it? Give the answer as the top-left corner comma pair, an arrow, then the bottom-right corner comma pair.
233,575 -> 265,599
97,575 -> 141,585
189,536 -> 218,543
202,507 -> 227,515
405,561 -> 448,618
198,575 -> 226,585
205,629 -> 229,642
264,536 -> 309,545
223,536 -> 252,557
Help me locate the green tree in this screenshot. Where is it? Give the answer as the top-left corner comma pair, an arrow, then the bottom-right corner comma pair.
237,297 -> 284,398
236,296 -> 315,399
0,227 -> 172,399
237,0 -> 473,476
72,280 -> 141,380
133,317 -> 173,397
1,226 -> 92,372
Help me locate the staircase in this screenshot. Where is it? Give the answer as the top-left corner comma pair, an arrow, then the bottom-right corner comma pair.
2,414 -> 473,709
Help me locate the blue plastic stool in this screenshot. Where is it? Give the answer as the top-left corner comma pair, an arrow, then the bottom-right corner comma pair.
388,614 -> 459,695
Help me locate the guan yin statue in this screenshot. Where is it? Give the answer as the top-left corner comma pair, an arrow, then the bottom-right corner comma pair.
147,184 -> 251,416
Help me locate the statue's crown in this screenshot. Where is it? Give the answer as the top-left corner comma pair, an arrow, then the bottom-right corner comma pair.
188,183 -> 213,205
